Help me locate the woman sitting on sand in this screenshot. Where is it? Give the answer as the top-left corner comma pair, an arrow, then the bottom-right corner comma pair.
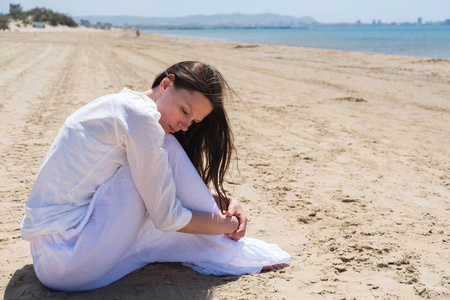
20,61 -> 290,292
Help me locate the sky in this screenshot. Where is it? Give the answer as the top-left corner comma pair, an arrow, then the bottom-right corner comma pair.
1,0 -> 449,23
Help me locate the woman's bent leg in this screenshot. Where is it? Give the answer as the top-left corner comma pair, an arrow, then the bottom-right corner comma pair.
164,134 -> 221,213
130,134 -> 237,263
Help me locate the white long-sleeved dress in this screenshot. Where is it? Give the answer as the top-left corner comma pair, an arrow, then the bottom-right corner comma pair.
21,88 -> 291,292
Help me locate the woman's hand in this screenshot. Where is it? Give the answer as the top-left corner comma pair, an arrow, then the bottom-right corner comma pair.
211,192 -> 248,241
227,215 -> 239,234
225,196 -> 247,241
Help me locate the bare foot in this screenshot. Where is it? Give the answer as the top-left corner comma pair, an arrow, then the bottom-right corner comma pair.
261,263 -> 286,272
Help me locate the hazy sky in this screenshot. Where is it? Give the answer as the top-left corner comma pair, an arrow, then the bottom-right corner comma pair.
1,0 -> 449,23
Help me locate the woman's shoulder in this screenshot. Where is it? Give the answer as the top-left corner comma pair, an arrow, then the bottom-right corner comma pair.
81,88 -> 159,119
114,88 -> 159,117
64,89 -> 159,127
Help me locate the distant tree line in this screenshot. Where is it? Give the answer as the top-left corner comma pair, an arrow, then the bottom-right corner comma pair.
1,3 -> 78,30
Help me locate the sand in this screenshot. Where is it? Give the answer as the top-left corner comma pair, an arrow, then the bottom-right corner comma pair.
1,26 -> 449,299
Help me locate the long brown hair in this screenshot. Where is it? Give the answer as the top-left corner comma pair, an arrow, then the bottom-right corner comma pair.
152,61 -> 235,212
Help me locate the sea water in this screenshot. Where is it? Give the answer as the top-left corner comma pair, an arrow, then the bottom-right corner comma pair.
144,26 -> 450,59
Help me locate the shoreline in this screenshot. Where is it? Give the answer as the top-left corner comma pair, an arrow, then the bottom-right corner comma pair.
142,26 -> 450,60
1,28 -> 449,299
4,24 -> 450,61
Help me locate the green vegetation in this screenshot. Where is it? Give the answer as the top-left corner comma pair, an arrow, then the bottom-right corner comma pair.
0,15 -> 9,30
26,7 -> 78,27
5,3 -> 78,28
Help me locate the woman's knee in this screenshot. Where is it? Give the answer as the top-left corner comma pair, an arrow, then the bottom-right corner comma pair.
164,134 -> 194,172
164,134 -> 184,157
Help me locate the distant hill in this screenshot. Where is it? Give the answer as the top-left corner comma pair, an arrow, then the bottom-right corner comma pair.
74,13 -> 317,28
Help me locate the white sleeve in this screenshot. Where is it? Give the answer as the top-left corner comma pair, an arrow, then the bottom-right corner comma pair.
114,95 -> 192,232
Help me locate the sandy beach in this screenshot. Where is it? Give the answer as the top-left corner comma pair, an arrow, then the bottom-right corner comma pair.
1,27 -> 449,299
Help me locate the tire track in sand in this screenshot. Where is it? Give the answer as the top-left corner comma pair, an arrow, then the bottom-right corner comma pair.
0,32 -> 124,292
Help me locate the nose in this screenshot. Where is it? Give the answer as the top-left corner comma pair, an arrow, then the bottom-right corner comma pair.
179,121 -> 189,132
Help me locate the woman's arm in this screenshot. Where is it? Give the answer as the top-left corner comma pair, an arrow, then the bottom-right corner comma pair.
177,211 -> 238,234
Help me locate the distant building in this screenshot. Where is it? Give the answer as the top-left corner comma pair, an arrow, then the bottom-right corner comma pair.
372,20 -> 382,25
94,22 -> 112,30
417,17 -> 422,25
356,20 -> 361,25
80,19 -> 91,27
32,22 -> 45,28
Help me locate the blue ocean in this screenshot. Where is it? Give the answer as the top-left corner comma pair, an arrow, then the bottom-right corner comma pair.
144,26 -> 450,59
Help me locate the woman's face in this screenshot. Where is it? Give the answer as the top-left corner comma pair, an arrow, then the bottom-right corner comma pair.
155,78 -> 213,133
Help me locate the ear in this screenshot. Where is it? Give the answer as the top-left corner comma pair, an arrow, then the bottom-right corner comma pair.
160,74 -> 175,94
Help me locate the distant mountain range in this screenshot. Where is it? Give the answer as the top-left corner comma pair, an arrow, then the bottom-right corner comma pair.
74,13 -> 317,28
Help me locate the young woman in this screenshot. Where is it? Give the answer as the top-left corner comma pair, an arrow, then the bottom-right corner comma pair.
21,61 -> 290,292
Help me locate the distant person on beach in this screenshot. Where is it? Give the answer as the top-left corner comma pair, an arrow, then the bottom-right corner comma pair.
135,28 -> 140,38
20,61 -> 290,292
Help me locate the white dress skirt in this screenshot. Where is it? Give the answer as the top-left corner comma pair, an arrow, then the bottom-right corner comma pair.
29,134 -> 291,292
